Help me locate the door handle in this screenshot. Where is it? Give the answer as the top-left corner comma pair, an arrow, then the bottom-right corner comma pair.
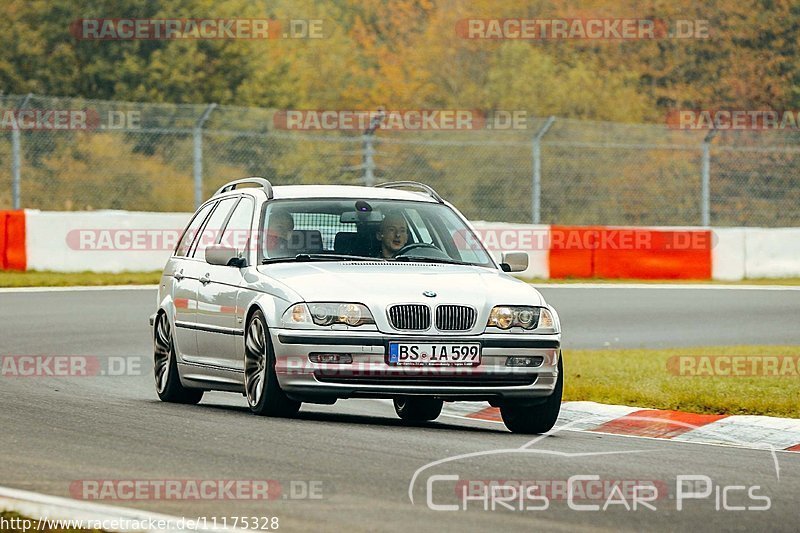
199,274 -> 212,285
174,270 -> 184,281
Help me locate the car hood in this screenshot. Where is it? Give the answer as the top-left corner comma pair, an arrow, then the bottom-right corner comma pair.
256,261 -> 545,307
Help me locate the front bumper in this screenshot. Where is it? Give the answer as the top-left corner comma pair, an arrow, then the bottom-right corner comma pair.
270,328 -> 561,402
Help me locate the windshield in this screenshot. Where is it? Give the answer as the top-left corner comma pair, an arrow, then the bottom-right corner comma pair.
260,198 -> 495,267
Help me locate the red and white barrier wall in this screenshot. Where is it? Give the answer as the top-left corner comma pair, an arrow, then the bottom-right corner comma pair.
473,222 -> 800,280
0,210 -> 799,279
0,210 -> 191,273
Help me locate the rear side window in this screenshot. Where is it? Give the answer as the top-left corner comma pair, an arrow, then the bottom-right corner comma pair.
175,202 -> 215,257
190,197 -> 238,259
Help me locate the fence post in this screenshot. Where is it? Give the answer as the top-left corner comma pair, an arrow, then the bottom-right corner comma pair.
532,116 -> 555,224
193,103 -> 217,208
362,111 -> 384,186
701,128 -> 717,226
362,134 -> 376,186
11,93 -> 33,210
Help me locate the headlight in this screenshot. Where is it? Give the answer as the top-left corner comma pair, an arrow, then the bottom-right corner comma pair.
283,303 -> 375,327
491,307 -> 515,329
488,306 -> 539,330
487,306 -> 558,332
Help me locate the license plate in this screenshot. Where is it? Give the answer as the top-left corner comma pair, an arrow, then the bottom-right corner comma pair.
388,342 -> 481,366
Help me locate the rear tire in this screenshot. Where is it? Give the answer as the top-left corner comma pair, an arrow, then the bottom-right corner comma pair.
500,355 -> 563,434
244,310 -> 301,417
393,397 -> 443,422
153,313 -> 203,405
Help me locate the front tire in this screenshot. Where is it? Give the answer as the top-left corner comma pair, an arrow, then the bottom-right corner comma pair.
393,397 -> 443,422
244,310 -> 301,417
153,313 -> 203,404
500,355 -> 563,434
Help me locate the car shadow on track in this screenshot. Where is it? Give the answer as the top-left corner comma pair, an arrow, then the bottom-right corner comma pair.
296,409 -> 510,434
144,398 -> 511,434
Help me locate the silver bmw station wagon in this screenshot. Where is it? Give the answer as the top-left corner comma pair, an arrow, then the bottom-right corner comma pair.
152,179 -> 563,434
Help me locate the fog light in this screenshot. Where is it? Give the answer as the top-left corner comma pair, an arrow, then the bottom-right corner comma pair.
506,356 -> 544,367
309,353 -> 353,364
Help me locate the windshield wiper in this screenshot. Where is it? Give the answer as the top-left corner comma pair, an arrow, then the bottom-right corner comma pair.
392,255 -> 472,266
262,253 -> 384,264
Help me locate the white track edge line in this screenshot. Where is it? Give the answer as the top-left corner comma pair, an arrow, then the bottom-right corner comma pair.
0,485 -> 246,532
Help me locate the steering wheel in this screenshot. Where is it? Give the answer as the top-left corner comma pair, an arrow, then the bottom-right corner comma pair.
395,242 -> 446,257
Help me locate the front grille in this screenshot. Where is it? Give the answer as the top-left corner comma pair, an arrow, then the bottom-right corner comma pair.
436,305 -> 477,331
315,372 -> 536,387
388,304 -> 431,331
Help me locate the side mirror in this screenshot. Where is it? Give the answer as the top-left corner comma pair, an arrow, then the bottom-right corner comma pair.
206,245 -> 246,267
499,251 -> 528,273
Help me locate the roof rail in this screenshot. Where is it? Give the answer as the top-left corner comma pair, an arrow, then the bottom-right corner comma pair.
374,181 -> 443,203
215,177 -> 274,199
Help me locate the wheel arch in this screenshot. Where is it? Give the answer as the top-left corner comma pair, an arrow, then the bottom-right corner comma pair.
241,297 -> 280,361
154,294 -> 182,360
243,294 -> 289,331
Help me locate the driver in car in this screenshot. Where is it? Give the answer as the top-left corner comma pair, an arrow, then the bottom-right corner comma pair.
377,212 -> 409,258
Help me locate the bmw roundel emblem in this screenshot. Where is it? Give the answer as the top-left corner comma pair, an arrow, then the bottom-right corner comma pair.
423,291 -> 437,298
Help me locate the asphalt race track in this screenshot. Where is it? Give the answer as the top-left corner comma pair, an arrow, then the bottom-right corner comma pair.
1,286 -> 799,532
538,284 -> 800,348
